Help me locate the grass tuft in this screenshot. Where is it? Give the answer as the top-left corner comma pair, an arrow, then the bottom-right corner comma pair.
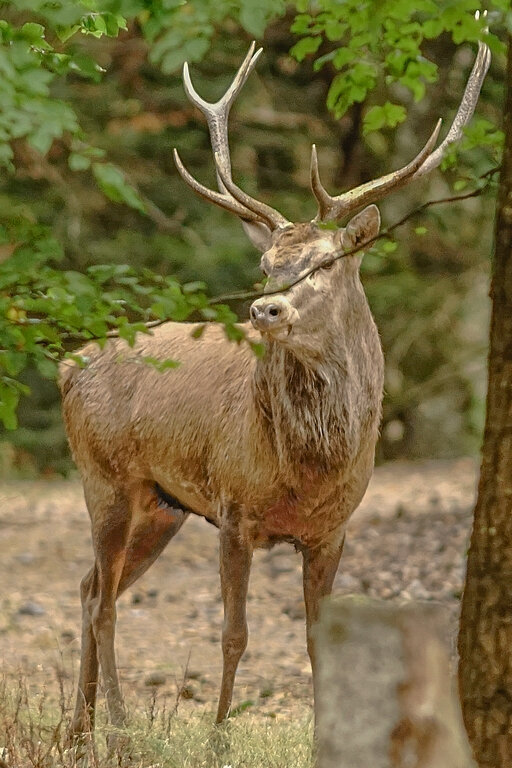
0,673 -> 313,767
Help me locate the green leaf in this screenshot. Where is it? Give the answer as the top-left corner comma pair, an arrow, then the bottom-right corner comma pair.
66,353 -> 90,368
69,152 -> 91,171
141,355 -> 181,372
92,163 -> 146,213
224,323 -> 245,343
290,36 -> 322,62
249,340 -> 266,358
239,0 -> 285,38
363,102 -> 407,135
191,324 -> 206,339
20,23 -> 45,42
0,383 -> 21,429
183,280 -> 207,294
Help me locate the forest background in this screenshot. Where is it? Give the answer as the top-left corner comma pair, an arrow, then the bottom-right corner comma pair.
0,0 -> 506,476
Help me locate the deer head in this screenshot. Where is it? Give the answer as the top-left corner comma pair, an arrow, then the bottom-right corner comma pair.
174,40 -> 490,354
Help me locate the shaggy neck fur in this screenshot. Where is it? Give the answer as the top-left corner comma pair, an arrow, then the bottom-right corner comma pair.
253,343 -> 346,474
251,287 -> 382,480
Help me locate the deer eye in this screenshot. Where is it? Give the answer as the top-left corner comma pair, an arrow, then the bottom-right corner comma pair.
321,259 -> 335,270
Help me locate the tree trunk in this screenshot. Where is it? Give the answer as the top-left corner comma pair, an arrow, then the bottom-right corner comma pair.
458,33 -> 512,768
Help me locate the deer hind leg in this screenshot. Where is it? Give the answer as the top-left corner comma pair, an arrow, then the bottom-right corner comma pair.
216,508 -> 253,723
85,484 -> 131,730
302,534 -> 345,715
71,565 -> 100,737
72,479 -> 188,736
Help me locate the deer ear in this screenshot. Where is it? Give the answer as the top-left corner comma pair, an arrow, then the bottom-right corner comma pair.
336,204 -> 381,255
241,221 -> 273,252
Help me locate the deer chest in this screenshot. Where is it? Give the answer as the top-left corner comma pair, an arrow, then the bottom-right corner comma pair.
244,485 -> 344,549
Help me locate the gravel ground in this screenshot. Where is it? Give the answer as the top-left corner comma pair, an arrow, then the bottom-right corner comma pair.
0,457 -> 478,720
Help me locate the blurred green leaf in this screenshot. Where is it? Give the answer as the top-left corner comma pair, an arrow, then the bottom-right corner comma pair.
92,163 -> 146,213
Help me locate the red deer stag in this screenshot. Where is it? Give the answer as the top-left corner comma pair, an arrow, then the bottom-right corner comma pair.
61,39 -> 490,736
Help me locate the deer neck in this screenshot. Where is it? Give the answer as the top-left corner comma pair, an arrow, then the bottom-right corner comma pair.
252,307 -> 381,478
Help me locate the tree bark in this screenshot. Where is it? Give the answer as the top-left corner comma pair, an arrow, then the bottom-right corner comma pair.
458,33 -> 512,768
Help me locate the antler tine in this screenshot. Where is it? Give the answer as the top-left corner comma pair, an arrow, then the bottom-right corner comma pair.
173,149 -> 263,222
313,22 -> 491,223
413,38 -> 491,179
182,42 -> 262,186
312,119 -> 442,223
175,43 -> 288,231
215,154 -> 290,229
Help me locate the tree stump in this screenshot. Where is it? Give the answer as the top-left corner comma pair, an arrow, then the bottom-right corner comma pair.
315,597 -> 474,768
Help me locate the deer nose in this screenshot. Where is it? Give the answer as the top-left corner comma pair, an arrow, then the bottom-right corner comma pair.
250,303 -> 280,324
250,296 -> 298,332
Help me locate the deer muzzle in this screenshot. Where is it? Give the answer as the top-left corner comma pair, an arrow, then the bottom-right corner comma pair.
250,295 -> 299,335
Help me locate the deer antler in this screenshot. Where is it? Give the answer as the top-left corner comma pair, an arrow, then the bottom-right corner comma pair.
312,31 -> 491,223
214,154 -> 290,229
174,42 -> 290,231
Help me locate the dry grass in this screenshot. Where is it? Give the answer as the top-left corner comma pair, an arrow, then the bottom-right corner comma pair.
0,672 -> 313,768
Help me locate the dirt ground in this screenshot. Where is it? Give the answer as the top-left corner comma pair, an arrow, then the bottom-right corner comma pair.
0,457 -> 478,721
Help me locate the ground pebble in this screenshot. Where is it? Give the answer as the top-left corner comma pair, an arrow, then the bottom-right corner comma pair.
15,552 -> 35,565
18,601 -> 45,616
282,601 -> 306,620
144,671 -> 167,687
185,669 -> 203,680
406,578 -> 431,600
337,572 -> 360,591
180,683 -> 197,700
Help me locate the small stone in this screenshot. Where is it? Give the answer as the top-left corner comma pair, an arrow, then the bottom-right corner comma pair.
283,601 -> 305,620
18,601 -> 45,616
144,671 -> 167,687
404,578 -> 431,600
131,593 -> 143,604
15,552 -> 35,565
337,573 -> 360,591
185,669 -> 203,680
180,683 -> 196,700
60,630 -> 75,644
270,561 -> 295,575
147,588 -> 159,598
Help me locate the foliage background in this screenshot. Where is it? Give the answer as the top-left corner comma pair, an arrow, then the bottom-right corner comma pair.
0,0 -> 506,474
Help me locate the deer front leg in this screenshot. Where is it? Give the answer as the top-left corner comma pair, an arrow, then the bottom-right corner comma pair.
302,534 -> 345,711
216,510 -> 253,723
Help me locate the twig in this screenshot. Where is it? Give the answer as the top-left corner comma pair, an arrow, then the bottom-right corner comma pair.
209,170 -> 499,305
7,167 -> 499,347
143,167 -> 499,336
